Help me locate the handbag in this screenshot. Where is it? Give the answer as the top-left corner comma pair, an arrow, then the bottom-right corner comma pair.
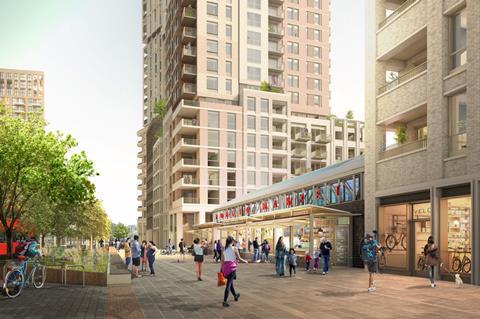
217,271 -> 227,287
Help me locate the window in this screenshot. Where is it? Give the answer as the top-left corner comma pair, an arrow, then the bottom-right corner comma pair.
227,190 -> 236,201
260,135 -> 269,149
307,62 -> 321,74
207,21 -> 218,35
260,99 -> 269,113
289,0 -> 299,3
207,58 -> 218,73
287,42 -> 299,54
207,76 -> 218,90
260,153 -> 268,168
227,150 -> 236,168
287,24 -> 299,37
226,79 -> 232,93
260,117 -> 268,131
261,172 -> 269,186
451,9 -> 467,69
247,0 -> 261,9
307,78 -> 321,91
208,150 -> 219,166
227,132 -> 236,148
290,92 -> 299,104
307,94 -> 321,106
307,45 -> 321,58
226,6 -> 232,21
247,171 -> 256,185
247,134 -> 256,148
335,146 -> 343,161
226,25 -> 232,39
307,12 -> 321,25
308,0 -> 321,9
247,97 -> 256,111
288,75 -> 299,88
207,2 -> 218,16
207,40 -> 218,54
247,31 -> 261,46
208,190 -> 219,204
247,67 -> 261,81
227,172 -> 236,187
208,111 -> 219,128
226,43 -> 232,58
208,130 -> 219,147
208,171 -> 219,185
247,49 -> 261,63
287,8 -> 299,20
307,28 -> 321,41
247,12 -> 261,27
448,92 -> 467,156
247,152 -> 256,167
247,115 -> 256,130
226,61 -> 232,76
287,58 -> 299,71
227,113 -> 236,130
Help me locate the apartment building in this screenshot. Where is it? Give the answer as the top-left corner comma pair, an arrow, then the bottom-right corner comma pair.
0,68 -> 44,117
365,0 -> 480,284
137,0 -> 364,248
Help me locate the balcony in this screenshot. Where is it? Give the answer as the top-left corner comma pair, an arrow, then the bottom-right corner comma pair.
448,133 -> 467,158
379,0 -> 418,29
268,43 -> 284,56
311,149 -> 327,160
378,62 -> 427,95
173,176 -> 199,191
182,26 -> 196,44
181,0 -> 195,7
173,137 -> 199,154
182,7 -> 196,26
173,118 -> 199,136
295,131 -> 311,142
172,99 -> 199,121
269,60 -> 284,72
268,24 -> 283,38
313,133 -> 331,144
172,158 -> 199,173
172,196 -> 200,209
291,147 -> 307,158
376,0 -> 426,59
182,64 -> 196,81
182,83 -> 197,99
268,7 -> 284,21
378,138 -> 427,161
181,45 -> 196,63
294,167 -> 311,176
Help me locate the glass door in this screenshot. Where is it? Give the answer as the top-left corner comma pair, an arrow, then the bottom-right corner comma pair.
411,219 -> 431,275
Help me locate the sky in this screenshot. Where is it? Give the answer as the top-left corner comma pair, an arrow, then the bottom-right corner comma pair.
0,0 -> 365,225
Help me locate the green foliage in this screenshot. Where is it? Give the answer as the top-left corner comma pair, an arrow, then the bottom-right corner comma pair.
346,110 -> 354,120
259,81 -> 272,92
326,114 -> 337,120
394,125 -> 408,144
154,99 -> 166,119
112,223 -> 129,239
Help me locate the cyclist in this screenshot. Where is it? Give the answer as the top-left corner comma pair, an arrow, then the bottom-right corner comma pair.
14,237 -> 42,260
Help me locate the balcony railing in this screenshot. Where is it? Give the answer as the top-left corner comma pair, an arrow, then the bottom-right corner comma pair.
378,0 -> 417,29
378,138 -> 427,160
378,62 -> 427,95
183,45 -> 196,57
314,133 -> 331,144
273,126 -> 286,133
181,158 -> 198,165
183,26 -> 196,38
291,148 -> 307,157
183,83 -> 197,95
183,197 -> 199,204
268,43 -> 284,54
182,138 -> 198,146
294,167 -> 310,175
182,176 -> 199,184
269,60 -> 284,71
268,8 -> 284,19
272,144 -> 286,151
268,25 -> 283,36
448,132 -> 467,157
295,131 -> 311,141
183,7 -> 196,19
182,118 -> 199,126
183,64 -> 197,75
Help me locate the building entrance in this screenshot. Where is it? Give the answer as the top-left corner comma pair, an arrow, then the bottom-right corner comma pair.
409,218 -> 431,276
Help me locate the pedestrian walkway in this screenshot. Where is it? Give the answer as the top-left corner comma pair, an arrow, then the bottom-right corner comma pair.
132,256 -> 480,319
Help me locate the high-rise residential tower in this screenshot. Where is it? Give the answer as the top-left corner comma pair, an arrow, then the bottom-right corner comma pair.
0,68 -> 44,117
365,0 -> 480,284
137,0 -> 365,247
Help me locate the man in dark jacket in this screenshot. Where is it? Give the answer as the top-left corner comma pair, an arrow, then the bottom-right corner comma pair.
320,237 -> 333,275
252,237 -> 260,262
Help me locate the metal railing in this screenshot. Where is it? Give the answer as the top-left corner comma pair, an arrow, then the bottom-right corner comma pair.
183,83 -> 197,94
183,7 -> 196,18
378,138 -> 427,160
268,43 -> 284,54
314,133 -> 331,143
183,197 -> 199,204
182,118 -> 198,126
378,62 -> 427,94
448,132 -> 467,157
182,158 -> 198,165
378,0 -> 418,28
182,176 -> 199,184
182,45 -> 196,57
183,64 -> 197,75
183,26 -> 196,37
182,137 -> 198,145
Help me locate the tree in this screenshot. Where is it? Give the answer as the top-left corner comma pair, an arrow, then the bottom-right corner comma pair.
153,99 -> 166,119
394,125 -> 408,144
112,223 -> 129,239
259,81 -> 282,93
0,102 -> 96,255
345,110 -> 354,120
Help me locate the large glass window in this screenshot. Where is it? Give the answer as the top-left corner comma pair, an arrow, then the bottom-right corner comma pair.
247,12 -> 261,27
247,134 -> 256,148
260,99 -> 269,113
247,31 -> 261,46
448,92 -> 467,156
227,150 -> 236,168
247,171 -> 256,185
207,2 -> 218,16
208,150 -> 219,166
247,49 -> 261,63
208,130 -> 219,147
207,21 -> 218,35
227,132 -> 236,148
207,58 -> 218,73
247,0 -> 261,9
247,115 -> 256,130
451,9 -> 467,69
208,171 -> 219,185
226,61 -> 232,76
247,97 -> 256,112
260,153 -> 268,168
207,40 -> 218,54
226,25 -> 232,39
261,172 -> 269,186
207,77 -> 218,90
247,67 -> 261,81
247,152 -> 256,167
225,43 -> 232,58
260,135 -> 269,149
287,24 -> 299,37
287,8 -> 299,20
287,58 -> 299,71
208,111 -> 219,128
287,42 -> 299,54
378,204 -> 408,270
260,117 -> 268,131
227,113 -> 236,130
227,172 -> 236,187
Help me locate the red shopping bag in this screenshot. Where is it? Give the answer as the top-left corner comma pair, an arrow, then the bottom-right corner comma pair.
217,272 -> 226,287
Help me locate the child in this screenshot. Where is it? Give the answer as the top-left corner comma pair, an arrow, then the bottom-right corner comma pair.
305,252 -> 312,272
287,248 -> 297,277
313,250 -> 320,271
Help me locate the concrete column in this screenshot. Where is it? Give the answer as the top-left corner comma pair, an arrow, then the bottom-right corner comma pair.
471,180 -> 479,285
431,186 -> 441,280
176,212 -> 183,245
309,212 -> 314,256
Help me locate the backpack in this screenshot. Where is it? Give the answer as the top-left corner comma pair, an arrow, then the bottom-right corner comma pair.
264,244 -> 270,252
361,240 -> 377,263
14,242 -> 29,256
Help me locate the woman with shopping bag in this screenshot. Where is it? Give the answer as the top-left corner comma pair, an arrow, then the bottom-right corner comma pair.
220,236 -> 248,307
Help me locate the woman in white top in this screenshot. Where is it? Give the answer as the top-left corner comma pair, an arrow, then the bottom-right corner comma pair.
193,238 -> 204,281
221,236 -> 247,307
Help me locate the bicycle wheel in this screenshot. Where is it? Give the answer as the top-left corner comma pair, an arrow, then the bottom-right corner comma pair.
3,270 -> 24,299
379,254 -> 386,267
385,235 -> 396,251
32,265 -> 46,288
452,257 -> 462,273
417,256 -> 425,271
462,258 -> 471,274
401,235 -> 407,251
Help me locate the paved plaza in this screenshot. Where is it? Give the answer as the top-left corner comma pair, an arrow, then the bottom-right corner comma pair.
1,256 -> 480,318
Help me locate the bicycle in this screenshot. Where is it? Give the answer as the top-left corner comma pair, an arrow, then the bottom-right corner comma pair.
3,255 -> 46,298
417,252 -> 428,271
385,223 -> 407,251
378,246 -> 386,268
451,249 -> 471,274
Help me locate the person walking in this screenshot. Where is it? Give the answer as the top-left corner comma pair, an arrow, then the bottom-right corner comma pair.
320,237 -> 333,275
221,235 -> 248,307
216,240 -> 223,263
313,249 -> 320,271
213,240 -> 219,262
124,238 -> 132,271
262,240 -> 271,263
146,241 -> 158,276
167,238 -> 173,255
131,235 -> 142,278
361,234 -> 380,292
287,248 -> 297,277
424,236 -> 439,288
193,238 -> 204,281
275,237 -> 287,276
203,239 -> 209,256
178,238 -> 185,263
305,252 -> 312,272
141,240 -> 148,272
252,237 -> 260,263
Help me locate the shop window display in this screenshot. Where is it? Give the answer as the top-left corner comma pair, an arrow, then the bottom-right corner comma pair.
412,202 -> 431,272
378,204 -> 408,270
440,196 -> 471,275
